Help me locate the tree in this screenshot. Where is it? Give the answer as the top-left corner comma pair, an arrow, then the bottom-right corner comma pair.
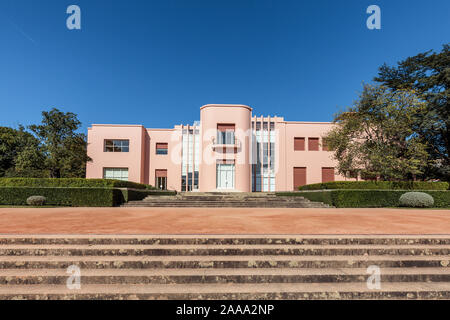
0,126 -> 45,177
324,84 -> 430,181
28,108 -> 91,178
374,44 -> 450,180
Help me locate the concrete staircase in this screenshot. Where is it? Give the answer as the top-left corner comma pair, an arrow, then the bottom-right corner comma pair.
122,192 -> 331,208
0,235 -> 449,299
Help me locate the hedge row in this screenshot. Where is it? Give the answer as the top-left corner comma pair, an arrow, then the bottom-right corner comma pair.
299,181 -> 449,191
278,190 -> 450,208
0,187 -> 124,207
0,178 -> 155,190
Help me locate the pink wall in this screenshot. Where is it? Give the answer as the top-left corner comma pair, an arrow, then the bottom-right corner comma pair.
199,105 -> 252,192
86,105 -> 353,192
146,129 -> 182,191
86,125 -> 146,183
276,121 -> 347,191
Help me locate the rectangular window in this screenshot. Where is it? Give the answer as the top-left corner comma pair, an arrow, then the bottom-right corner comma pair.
270,142 -> 275,170
308,137 -> 319,151
104,140 -> 129,152
217,124 -> 235,145
322,167 -> 335,183
294,137 -> 305,151
270,122 -> 275,131
103,168 -> 128,181
155,169 -> 167,190
322,138 -> 329,151
156,143 -> 168,155
293,167 -> 307,189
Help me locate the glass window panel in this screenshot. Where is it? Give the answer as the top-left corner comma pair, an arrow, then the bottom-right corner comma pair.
104,140 -> 129,152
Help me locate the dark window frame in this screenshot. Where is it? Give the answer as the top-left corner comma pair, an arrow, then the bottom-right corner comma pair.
308,137 -> 320,151
156,143 -> 168,155
294,137 -> 305,151
104,139 -> 129,152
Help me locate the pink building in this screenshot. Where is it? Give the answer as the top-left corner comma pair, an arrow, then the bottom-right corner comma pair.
86,104 -> 350,192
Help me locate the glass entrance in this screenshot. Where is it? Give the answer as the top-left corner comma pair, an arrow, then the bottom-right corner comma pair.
156,176 -> 167,190
216,164 -> 235,190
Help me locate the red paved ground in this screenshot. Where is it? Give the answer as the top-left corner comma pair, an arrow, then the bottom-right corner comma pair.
0,207 -> 449,234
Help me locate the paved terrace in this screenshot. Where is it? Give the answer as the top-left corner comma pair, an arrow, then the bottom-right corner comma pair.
0,207 -> 449,234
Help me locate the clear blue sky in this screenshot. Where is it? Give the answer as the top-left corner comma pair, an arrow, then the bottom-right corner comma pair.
1,0 -> 449,133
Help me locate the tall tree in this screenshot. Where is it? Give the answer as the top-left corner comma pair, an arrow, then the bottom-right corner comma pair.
374,44 -> 450,180
28,108 -> 91,178
0,126 -> 45,177
324,84 -> 430,181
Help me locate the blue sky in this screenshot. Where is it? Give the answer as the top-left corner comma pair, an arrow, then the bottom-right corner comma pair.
0,0 -> 449,133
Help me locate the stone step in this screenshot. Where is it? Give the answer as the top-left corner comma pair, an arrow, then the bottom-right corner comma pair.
1,267 -> 450,285
1,236 -> 449,246
0,282 -> 449,299
124,194 -> 333,207
122,203 -> 330,208
1,255 -> 449,269
2,236 -> 450,245
1,244 -> 449,256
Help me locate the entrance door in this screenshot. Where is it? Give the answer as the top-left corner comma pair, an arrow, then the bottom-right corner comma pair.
216,164 -> 235,190
293,167 -> 306,190
155,169 -> 167,190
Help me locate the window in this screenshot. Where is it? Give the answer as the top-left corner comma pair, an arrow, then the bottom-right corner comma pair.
104,140 -> 129,152
294,137 -> 305,151
308,137 -> 319,151
270,122 -> 275,131
322,138 -> 329,151
155,169 -> 167,190
293,167 -> 307,189
217,124 -> 235,145
322,167 -> 335,183
103,168 -> 128,181
156,143 -> 168,155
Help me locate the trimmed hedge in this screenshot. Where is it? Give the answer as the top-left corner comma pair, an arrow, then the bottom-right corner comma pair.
0,187 -> 125,207
299,181 -> 449,191
0,178 -> 155,190
278,190 -> 450,208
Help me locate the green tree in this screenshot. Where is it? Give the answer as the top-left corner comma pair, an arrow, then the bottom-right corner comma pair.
374,44 -> 450,180
324,84 -> 430,181
28,108 -> 91,178
0,126 -> 45,177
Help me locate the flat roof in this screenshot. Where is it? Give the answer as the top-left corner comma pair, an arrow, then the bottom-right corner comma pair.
200,104 -> 252,111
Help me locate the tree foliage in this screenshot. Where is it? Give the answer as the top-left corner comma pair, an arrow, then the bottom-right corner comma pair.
0,126 -> 45,177
325,84 -> 430,181
374,43 -> 450,180
0,109 -> 90,178
28,108 -> 91,178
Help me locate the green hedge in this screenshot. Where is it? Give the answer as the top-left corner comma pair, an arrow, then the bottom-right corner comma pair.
278,190 -> 450,208
0,178 -> 155,190
299,181 -> 449,191
0,187 -> 125,207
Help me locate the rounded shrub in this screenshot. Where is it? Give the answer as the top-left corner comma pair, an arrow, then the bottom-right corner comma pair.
26,196 -> 46,206
399,192 -> 434,208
